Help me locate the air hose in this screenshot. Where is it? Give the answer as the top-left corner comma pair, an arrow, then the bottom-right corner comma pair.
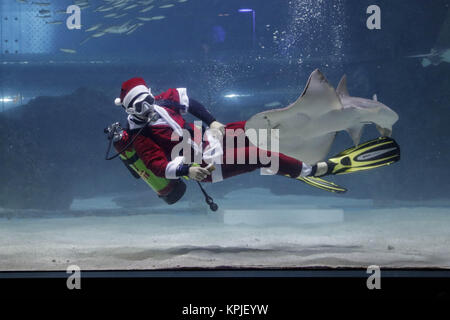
196,181 -> 218,212
104,123 -> 146,161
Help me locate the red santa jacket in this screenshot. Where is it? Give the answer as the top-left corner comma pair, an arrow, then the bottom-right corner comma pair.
115,88 -> 194,179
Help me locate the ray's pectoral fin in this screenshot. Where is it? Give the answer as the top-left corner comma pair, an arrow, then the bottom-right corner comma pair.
336,75 -> 349,96
247,69 -> 399,168
346,124 -> 364,145
245,69 -> 342,164
376,124 -> 392,137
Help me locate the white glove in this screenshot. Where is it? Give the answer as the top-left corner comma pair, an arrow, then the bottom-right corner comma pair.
188,166 -> 211,181
209,121 -> 226,136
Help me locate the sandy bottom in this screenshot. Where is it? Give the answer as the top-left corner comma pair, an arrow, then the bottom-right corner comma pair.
1,188 -> 449,271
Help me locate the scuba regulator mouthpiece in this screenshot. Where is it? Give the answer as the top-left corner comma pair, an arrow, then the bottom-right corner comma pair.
104,122 -> 135,161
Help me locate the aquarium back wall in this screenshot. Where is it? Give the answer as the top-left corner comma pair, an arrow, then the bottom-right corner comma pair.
1,0 -> 449,210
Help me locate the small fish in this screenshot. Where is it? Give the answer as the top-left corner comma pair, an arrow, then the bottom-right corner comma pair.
86,24 -> 102,32
123,4 -> 138,10
178,0 -> 188,2
16,0 -> 28,4
112,1 -> 128,8
95,6 -> 115,12
36,14 -> 51,18
104,21 -> 133,34
138,0 -> 154,5
137,17 -> 153,21
55,9 -> 67,14
45,20 -> 63,25
104,13 -> 118,18
140,5 -> 154,13
92,32 -> 106,38
126,26 -> 139,35
38,9 -> 50,14
60,48 -> 76,54
32,2 -> 50,6
126,23 -> 144,35
114,13 -> 128,19
159,4 -> 174,8
80,37 -> 91,45
151,15 -> 165,20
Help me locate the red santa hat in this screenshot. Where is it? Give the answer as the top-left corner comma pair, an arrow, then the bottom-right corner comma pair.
114,77 -> 152,108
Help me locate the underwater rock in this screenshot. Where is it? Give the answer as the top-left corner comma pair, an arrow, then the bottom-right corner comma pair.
0,88 -> 127,210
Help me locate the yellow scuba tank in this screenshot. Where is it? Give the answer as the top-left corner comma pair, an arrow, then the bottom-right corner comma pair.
118,148 -> 186,204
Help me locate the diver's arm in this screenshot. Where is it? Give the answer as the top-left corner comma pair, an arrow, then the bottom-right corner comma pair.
133,134 -> 173,178
188,98 -> 225,135
187,98 -> 216,126
176,164 -> 190,177
133,134 -> 199,179
175,164 -> 210,181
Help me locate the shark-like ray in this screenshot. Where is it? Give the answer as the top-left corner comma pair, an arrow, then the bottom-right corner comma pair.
407,8 -> 450,67
407,48 -> 450,67
245,69 -> 399,165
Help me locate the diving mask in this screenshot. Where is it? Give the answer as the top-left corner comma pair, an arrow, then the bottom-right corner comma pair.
126,94 -> 157,121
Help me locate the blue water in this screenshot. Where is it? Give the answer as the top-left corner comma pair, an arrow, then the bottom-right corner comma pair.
0,0 -> 449,270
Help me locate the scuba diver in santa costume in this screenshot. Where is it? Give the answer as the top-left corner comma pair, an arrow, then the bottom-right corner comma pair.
104,77 -> 400,210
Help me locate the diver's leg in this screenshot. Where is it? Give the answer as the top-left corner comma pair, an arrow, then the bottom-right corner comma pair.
219,145 -> 309,179
216,120 -> 309,179
309,162 -> 330,177
199,120 -> 309,181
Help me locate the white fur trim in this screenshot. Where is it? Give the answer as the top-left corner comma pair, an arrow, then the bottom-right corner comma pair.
203,129 -> 223,164
134,93 -> 148,104
165,156 -> 184,179
300,162 -> 313,177
211,164 -> 223,183
203,129 -> 224,183
176,88 -> 189,114
314,162 -> 328,177
152,117 -> 169,126
153,105 -> 184,136
260,168 -> 276,175
127,104 -> 184,137
114,98 -> 122,106
123,85 -> 149,108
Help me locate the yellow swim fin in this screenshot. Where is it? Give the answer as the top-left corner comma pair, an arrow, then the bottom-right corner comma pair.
324,136 -> 400,175
297,176 -> 347,194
